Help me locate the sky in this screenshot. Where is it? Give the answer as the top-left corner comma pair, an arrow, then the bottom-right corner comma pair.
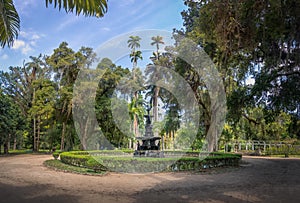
0,0 -> 187,71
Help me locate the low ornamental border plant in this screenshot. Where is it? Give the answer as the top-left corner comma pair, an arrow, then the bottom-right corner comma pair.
59,151 -> 242,173
52,152 -> 60,160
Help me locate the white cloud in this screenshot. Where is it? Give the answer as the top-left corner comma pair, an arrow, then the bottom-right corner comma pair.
102,27 -> 111,31
11,31 -> 44,55
32,34 -> 41,40
12,39 -> 33,55
14,0 -> 38,16
1,54 -> 9,60
20,31 -> 28,38
21,44 -> 33,54
12,40 -> 26,50
120,0 -> 136,6
20,31 -> 44,41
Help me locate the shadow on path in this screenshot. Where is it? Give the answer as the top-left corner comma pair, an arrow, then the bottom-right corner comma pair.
0,182 -> 79,203
132,158 -> 300,203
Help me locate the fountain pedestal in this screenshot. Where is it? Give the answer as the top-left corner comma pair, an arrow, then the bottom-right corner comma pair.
133,108 -> 163,157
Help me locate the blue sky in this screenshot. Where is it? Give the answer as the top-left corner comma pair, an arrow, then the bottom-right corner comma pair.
0,0 -> 186,71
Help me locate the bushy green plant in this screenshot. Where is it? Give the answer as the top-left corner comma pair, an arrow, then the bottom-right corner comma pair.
86,158 -> 107,172
58,151 -> 242,173
52,152 -> 60,160
266,145 -> 300,156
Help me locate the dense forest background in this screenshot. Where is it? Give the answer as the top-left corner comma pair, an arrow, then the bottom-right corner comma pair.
0,0 -> 299,154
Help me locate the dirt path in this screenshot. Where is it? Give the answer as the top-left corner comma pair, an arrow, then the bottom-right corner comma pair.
0,154 -> 300,203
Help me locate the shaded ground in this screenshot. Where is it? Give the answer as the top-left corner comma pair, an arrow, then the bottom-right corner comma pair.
0,154 -> 300,203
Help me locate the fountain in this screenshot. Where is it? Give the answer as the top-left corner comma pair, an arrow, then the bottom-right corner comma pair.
134,107 -> 164,157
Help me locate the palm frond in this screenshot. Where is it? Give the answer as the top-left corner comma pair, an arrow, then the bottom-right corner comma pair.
45,0 -> 107,17
0,0 -> 20,48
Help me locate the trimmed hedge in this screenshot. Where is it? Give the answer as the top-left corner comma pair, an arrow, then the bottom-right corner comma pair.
266,145 -> 300,156
59,151 -> 242,173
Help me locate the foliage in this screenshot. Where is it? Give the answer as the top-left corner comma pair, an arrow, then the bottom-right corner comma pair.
45,0 -> 107,17
52,152 -> 60,160
44,159 -> 106,175
2,0 -> 300,152
179,0 -> 300,149
266,145 -> 300,156
95,58 -> 131,148
59,150 -> 241,173
0,89 -> 25,154
0,0 -> 107,48
0,0 -> 20,47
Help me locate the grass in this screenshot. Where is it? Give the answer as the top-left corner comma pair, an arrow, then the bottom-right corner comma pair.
44,159 -> 106,176
267,154 -> 300,158
0,149 -> 33,155
0,149 -> 54,156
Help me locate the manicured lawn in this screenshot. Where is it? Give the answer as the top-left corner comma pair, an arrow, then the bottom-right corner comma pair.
44,159 -> 106,175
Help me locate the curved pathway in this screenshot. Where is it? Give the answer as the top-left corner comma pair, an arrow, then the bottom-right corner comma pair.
0,154 -> 300,203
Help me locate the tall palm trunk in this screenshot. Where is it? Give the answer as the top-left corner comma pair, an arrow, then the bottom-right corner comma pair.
133,91 -> 139,137
153,44 -> 160,123
153,86 -> 160,122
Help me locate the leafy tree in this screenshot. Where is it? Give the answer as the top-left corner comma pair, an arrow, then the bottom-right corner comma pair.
29,79 -> 56,151
179,0 -> 300,150
47,42 -> 98,150
0,89 -> 24,154
95,58 -> 131,148
127,36 -> 144,144
0,55 -> 50,151
150,36 -> 165,123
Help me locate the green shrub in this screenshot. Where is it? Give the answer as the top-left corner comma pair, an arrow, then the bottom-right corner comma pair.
52,152 -> 60,160
266,145 -> 300,156
86,158 -> 107,172
60,152 -> 91,167
58,151 -> 241,173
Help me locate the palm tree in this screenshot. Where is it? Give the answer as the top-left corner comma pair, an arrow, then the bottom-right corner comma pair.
151,35 -> 164,61
127,36 -> 142,53
0,0 -> 20,47
128,94 -> 145,138
0,0 -> 107,48
130,50 -> 143,68
150,36 -> 164,123
127,36 -> 143,148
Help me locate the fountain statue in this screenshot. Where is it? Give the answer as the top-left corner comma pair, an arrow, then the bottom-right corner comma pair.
134,106 -> 163,157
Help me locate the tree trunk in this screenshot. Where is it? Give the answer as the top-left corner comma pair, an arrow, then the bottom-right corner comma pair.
8,134 -> 11,151
81,116 -> 90,150
33,117 -> 37,152
4,141 -> 8,154
13,137 -> 17,150
133,114 -> 138,136
61,121 -> 66,151
153,87 -> 160,122
205,123 -> 213,152
129,139 -> 132,149
37,117 -> 41,151
133,91 -> 139,137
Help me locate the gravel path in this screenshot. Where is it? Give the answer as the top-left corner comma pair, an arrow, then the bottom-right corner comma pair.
0,154 -> 300,203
